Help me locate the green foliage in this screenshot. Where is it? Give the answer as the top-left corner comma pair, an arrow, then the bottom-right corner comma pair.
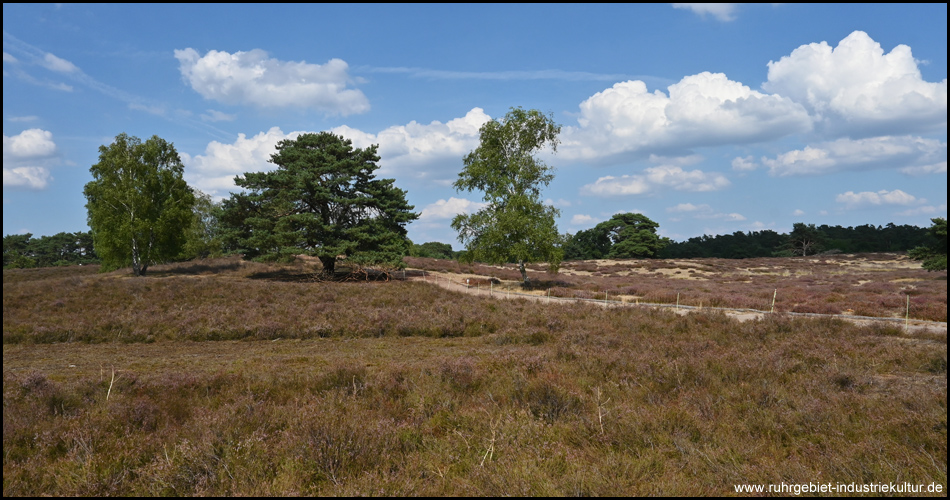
909,217 -> 948,271
451,107 -> 563,282
409,241 -> 456,259
597,212 -> 670,259
562,213 -> 668,260
178,190 -> 225,260
785,222 -> 825,256
221,132 -> 418,274
3,231 -> 97,268
662,224 -> 934,259
83,133 -> 194,276
562,228 -> 611,261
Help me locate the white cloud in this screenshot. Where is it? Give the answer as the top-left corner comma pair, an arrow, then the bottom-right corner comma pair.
40,52 -> 78,73
561,73 -> 811,162
3,51 -> 17,63
731,155 -> 757,171
3,166 -> 51,189
761,136 -> 946,177
665,202 -> 744,221
182,126 -> 302,197
792,209 -> 806,216
331,107 -> 491,181
3,129 -> 57,189
764,31 -> 947,136
835,189 -> 925,209
200,109 -> 236,122
667,203 -> 710,213
672,3 -> 738,22
570,214 -> 594,225
581,164 -> 730,196
174,48 -> 369,115
896,203 -> 947,217
183,109 -> 491,197
4,129 -> 57,159
900,161 -> 947,176
7,115 -> 39,123
419,197 -> 486,220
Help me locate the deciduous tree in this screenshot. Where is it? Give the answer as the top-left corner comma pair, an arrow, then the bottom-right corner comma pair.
84,133 -> 195,276
451,107 -> 562,283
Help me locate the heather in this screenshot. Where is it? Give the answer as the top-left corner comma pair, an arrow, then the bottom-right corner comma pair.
3,257 -> 946,496
407,253 -> 947,322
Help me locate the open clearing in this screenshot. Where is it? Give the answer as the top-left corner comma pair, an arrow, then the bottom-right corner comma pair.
3,256 -> 946,496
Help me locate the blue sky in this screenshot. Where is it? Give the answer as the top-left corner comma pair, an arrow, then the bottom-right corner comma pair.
3,3 -> 947,247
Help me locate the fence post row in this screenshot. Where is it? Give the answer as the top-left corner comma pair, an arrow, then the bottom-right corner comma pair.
410,270 -> 927,326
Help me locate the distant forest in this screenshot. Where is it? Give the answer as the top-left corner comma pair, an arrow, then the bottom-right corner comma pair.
3,232 -> 98,269
658,223 -> 935,260
2,222 -> 940,269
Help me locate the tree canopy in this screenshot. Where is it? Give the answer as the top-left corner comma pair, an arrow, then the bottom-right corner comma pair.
451,107 -> 562,282
909,217 -> 947,271
785,223 -> 825,256
563,213 -> 668,260
222,132 -> 417,274
84,133 -> 195,276
597,213 -> 670,259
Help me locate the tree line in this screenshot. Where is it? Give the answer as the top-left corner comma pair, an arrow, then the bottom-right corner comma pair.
3,109 -> 946,275
655,222 -> 940,260
3,231 -> 98,268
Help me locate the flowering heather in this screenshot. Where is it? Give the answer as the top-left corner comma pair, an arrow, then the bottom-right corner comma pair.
407,253 -> 946,322
3,258 -> 946,495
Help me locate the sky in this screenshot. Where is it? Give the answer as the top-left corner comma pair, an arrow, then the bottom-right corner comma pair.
3,3 -> 947,247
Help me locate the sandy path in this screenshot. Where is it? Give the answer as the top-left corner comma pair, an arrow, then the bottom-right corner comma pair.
406,270 -> 947,335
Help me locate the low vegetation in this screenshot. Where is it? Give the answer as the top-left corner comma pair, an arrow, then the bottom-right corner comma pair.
408,253 -> 947,322
3,257 -> 946,495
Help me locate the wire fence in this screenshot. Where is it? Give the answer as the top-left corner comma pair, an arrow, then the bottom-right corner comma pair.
398,269 -> 947,330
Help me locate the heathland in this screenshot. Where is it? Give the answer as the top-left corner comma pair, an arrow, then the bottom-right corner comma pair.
3,255 -> 946,495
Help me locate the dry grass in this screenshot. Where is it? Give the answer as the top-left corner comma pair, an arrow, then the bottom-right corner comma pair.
407,254 -> 947,322
3,257 -> 947,495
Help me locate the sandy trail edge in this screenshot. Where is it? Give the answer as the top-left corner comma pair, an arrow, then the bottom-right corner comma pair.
405,270 -> 947,335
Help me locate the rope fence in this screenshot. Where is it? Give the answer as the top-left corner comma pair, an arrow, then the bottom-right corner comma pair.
399,269 -> 946,330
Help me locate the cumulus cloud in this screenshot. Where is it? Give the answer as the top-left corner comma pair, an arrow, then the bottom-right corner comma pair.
331,107 -> 491,181
4,128 -> 56,158
182,108 -> 492,197
419,197 -> 487,221
896,203 -> 947,217
665,202 -> 745,221
835,189 -> 925,209
3,128 -> 57,189
731,155 -> 757,171
761,136 -> 946,177
667,203 -> 710,213
764,31 -> 947,137
672,3 -> 738,22
181,126 -> 301,197
570,214 -> 595,225
3,166 -> 51,189
174,48 -> 369,115
899,161 -> 947,176
561,72 -> 811,162
581,164 -> 730,197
